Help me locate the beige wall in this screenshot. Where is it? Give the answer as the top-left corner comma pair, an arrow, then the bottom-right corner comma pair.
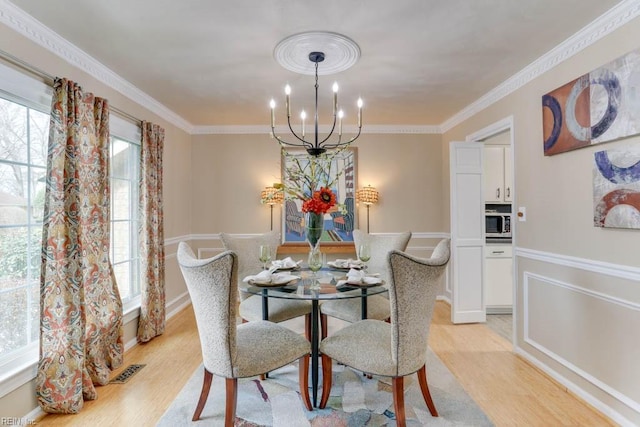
0,23 -> 192,418
442,16 -> 640,425
188,133 -> 449,296
191,133 -> 445,235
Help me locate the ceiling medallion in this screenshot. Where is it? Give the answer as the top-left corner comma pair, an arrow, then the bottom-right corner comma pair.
274,32 -> 361,76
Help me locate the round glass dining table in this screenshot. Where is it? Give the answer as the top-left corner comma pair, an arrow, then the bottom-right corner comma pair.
242,267 -> 387,407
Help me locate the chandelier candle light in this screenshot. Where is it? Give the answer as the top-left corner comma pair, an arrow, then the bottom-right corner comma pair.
270,51 -> 363,156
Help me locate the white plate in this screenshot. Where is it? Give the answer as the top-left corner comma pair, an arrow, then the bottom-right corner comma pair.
327,261 -> 362,270
249,274 -> 299,287
271,264 -> 300,271
337,278 -> 384,287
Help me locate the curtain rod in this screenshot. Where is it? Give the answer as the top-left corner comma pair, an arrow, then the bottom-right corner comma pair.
0,48 -> 142,126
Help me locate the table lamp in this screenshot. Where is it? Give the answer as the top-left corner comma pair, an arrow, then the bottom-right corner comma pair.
261,185 -> 284,230
356,185 -> 379,233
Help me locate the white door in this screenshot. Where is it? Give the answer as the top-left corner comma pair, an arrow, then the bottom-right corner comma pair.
450,142 -> 486,324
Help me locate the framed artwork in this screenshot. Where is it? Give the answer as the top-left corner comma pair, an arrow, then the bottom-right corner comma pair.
543,47 -> 640,156
593,146 -> 640,229
281,147 -> 357,245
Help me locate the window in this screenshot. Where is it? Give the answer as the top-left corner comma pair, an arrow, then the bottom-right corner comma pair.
109,130 -> 141,304
0,96 -> 48,369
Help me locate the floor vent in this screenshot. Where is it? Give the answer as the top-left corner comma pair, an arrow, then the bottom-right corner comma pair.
110,364 -> 146,384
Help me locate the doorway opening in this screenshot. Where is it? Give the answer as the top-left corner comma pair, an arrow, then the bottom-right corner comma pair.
465,117 -> 515,346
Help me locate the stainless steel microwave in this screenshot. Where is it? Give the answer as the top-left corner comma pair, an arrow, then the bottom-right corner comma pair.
485,213 -> 511,238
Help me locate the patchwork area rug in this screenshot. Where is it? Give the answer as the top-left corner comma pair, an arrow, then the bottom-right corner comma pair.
158,349 -> 493,426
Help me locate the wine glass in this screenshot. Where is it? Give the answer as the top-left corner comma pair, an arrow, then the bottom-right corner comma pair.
308,249 -> 323,290
358,244 -> 371,273
259,245 -> 271,270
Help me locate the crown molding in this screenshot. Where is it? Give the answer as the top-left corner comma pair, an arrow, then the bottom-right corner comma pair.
440,0 -> 640,133
1,0 -> 638,136
0,0 -> 194,133
191,125 -> 270,135
191,124 -> 441,135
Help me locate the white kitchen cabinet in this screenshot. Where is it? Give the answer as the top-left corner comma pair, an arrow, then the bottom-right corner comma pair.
484,145 -> 512,203
485,244 -> 512,314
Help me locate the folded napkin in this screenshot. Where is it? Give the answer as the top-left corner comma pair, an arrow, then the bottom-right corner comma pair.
337,268 -> 381,286
331,258 -> 365,269
243,269 -> 298,285
271,257 -> 302,269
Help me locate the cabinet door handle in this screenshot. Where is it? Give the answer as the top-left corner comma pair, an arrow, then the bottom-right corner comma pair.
491,250 -> 505,254
496,188 -> 500,199
506,187 -> 510,198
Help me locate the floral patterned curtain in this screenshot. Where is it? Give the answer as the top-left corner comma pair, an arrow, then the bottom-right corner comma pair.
37,78 -> 123,413
136,121 -> 165,342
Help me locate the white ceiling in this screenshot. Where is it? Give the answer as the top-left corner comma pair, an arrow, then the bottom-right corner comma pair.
6,0 -> 625,128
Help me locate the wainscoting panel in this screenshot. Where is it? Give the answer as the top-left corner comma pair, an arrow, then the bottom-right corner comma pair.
516,251 -> 640,426
524,272 -> 640,412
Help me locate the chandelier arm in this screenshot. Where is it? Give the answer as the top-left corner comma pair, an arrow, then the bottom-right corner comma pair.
321,126 -> 362,149
285,115 -> 313,148
271,124 -> 313,149
319,113 -> 339,145
272,130 -> 310,149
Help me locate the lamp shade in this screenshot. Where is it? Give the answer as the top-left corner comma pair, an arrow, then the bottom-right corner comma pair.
261,186 -> 284,205
356,185 -> 379,205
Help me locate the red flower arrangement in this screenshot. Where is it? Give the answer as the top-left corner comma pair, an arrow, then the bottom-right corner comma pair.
301,187 -> 337,214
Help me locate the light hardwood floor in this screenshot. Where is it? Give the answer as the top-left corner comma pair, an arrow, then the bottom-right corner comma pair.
34,301 -> 615,426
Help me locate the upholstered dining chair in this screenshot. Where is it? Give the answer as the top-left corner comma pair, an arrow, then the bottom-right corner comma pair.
177,242 -> 312,425
319,230 -> 411,337
220,231 -> 312,338
319,239 -> 450,427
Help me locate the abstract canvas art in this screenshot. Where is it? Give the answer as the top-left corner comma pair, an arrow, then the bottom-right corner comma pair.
543,48 -> 640,156
593,147 -> 640,229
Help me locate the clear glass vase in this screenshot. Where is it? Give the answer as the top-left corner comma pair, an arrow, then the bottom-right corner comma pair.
307,247 -> 323,290
305,212 -> 324,250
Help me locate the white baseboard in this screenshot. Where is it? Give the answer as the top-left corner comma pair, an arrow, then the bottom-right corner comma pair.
122,291 -> 191,351
513,344 -> 634,427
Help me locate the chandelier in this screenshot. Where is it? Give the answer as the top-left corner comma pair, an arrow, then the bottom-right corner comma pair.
269,33 -> 363,157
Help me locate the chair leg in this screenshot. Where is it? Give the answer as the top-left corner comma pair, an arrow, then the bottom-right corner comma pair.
224,378 -> 238,427
192,369 -> 213,421
299,355 -> 312,410
392,376 -> 406,427
319,354 -> 332,408
320,313 -> 328,339
417,364 -> 438,416
305,313 -> 312,341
